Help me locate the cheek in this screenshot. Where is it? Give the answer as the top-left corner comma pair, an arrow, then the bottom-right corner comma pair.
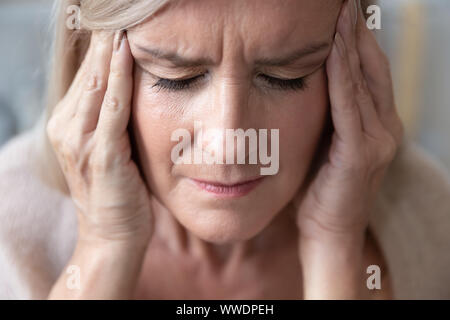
130,79 -> 185,194
277,68 -> 329,183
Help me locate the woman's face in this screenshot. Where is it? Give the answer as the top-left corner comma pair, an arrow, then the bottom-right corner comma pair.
127,0 -> 340,243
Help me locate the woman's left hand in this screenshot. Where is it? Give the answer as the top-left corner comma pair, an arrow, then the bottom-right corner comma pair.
293,0 -> 404,299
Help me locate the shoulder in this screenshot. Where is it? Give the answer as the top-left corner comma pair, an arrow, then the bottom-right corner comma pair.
370,138 -> 450,299
0,129 -> 77,299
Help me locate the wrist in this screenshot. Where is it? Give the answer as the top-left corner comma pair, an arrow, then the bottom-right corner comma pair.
49,234 -> 149,299
300,227 -> 367,250
298,228 -> 367,299
76,231 -> 150,258
76,210 -> 153,249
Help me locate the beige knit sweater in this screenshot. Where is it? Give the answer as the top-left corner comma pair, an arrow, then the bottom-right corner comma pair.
1,128 -> 450,299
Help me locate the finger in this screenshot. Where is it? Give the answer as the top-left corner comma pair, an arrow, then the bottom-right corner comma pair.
73,32 -> 114,133
65,33 -> 96,100
337,0 -> 384,137
356,3 -> 404,143
326,31 -> 363,148
356,1 -> 394,115
73,31 -> 114,107
53,31 -> 112,118
95,31 -> 134,143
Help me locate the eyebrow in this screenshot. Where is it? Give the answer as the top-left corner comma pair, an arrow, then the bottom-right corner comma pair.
134,41 -> 331,68
135,45 -> 213,67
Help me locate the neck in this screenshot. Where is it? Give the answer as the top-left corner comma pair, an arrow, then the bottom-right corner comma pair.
150,196 -> 297,271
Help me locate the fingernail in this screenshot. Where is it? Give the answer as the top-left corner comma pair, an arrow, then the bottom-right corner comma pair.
114,30 -> 125,52
334,32 -> 345,57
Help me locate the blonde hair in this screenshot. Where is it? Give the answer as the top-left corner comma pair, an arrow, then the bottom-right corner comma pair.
33,0 -> 171,196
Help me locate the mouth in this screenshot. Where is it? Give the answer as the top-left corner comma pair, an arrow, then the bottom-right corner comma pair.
188,176 -> 265,198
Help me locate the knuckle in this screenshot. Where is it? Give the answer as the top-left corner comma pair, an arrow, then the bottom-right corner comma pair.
377,134 -> 398,165
46,117 -> 58,139
61,140 -> 77,165
83,73 -> 100,92
353,79 -> 367,98
381,109 -> 405,145
103,95 -> 120,111
109,67 -> 123,79
46,116 -> 64,148
96,78 -> 107,93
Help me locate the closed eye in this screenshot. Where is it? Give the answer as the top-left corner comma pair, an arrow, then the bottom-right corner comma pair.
152,74 -> 205,92
150,73 -> 309,92
257,74 -> 308,91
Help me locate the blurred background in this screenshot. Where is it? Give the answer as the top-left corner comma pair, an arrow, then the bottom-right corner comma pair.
0,0 -> 449,170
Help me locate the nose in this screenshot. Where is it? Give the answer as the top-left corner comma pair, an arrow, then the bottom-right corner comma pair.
195,75 -> 253,164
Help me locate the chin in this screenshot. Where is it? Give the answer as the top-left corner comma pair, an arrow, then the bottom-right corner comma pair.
172,205 -> 279,244
150,173 -> 300,244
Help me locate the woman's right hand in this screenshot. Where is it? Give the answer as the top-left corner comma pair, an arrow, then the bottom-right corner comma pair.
47,31 -> 153,246
47,31 -> 153,299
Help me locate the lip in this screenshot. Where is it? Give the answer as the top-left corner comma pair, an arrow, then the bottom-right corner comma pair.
189,176 -> 265,198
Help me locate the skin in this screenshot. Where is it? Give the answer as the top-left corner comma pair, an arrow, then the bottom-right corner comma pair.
47,0 -> 403,299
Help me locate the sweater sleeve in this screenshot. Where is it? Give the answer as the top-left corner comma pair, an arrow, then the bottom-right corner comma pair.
370,138 -> 450,299
0,130 -> 77,299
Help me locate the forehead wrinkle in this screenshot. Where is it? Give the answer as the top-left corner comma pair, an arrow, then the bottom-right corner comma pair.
134,45 -> 214,67
221,1 -> 337,66
129,0 -> 340,71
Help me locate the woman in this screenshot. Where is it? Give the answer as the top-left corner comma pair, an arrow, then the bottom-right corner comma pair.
1,0 -> 450,299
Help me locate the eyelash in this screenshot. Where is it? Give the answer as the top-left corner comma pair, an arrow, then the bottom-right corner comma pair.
259,74 -> 308,91
152,74 -> 205,92
151,74 -> 308,92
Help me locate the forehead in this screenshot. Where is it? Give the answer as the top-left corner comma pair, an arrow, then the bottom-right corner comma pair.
129,0 -> 342,61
